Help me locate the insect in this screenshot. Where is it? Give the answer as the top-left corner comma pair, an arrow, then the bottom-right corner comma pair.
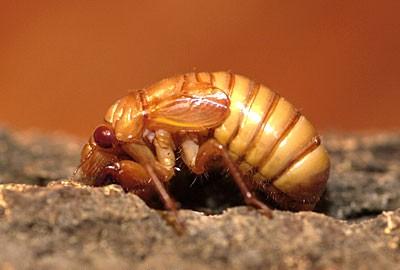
74,71 -> 330,222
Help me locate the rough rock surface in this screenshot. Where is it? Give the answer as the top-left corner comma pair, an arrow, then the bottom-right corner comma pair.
1,182 -> 400,270
321,133 -> 400,219
0,127 -> 79,185
0,127 -> 399,269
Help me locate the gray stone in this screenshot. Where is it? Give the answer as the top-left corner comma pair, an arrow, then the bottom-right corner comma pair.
320,133 -> 400,219
0,127 -> 80,185
0,127 -> 400,269
0,182 -> 399,270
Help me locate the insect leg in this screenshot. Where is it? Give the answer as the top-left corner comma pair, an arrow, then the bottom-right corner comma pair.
180,139 -> 199,168
122,141 -> 181,208
144,164 -> 185,234
97,159 -> 185,233
95,160 -> 157,202
122,140 -> 180,207
122,142 -> 175,182
153,129 -> 176,170
98,157 -> 179,212
192,139 -> 273,218
143,163 -> 178,211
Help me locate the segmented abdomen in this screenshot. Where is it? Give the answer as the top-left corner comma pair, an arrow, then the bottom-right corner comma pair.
193,71 -> 330,203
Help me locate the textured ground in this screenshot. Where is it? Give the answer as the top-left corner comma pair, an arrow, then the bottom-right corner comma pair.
0,127 -> 399,269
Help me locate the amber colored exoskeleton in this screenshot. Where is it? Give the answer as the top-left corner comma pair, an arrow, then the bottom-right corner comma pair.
74,72 -> 330,221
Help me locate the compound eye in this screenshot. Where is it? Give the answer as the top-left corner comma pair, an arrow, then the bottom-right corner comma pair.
93,125 -> 116,149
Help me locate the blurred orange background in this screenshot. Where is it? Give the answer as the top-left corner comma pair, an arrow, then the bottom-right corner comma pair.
1,1 -> 399,138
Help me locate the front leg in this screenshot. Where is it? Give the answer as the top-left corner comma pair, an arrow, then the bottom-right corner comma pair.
96,159 -> 184,233
122,141 -> 175,182
120,140 -> 178,204
96,159 -> 156,202
153,129 -> 176,171
97,159 -> 177,210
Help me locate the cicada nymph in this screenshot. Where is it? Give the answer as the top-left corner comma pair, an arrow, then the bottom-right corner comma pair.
74,72 -> 330,222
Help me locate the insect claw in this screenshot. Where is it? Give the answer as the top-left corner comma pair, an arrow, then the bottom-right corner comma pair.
245,197 -> 274,219
258,207 -> 274,219
161,211 -> 186,235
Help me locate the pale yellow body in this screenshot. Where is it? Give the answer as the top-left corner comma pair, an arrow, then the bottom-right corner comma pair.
194,72 -> 330,202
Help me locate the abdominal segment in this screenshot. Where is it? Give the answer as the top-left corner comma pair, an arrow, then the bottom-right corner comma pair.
204,72 -> 330,205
